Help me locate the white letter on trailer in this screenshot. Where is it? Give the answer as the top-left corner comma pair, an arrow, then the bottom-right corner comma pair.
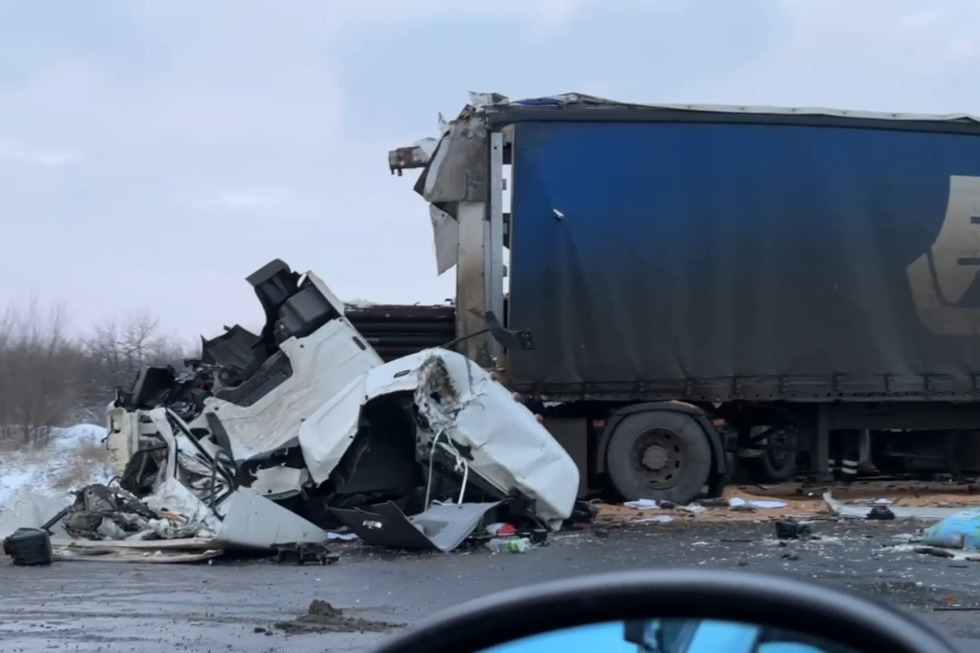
907,175 -> 980,335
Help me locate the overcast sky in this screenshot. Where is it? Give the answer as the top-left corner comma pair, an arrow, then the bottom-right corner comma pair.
1,0 -> 978,342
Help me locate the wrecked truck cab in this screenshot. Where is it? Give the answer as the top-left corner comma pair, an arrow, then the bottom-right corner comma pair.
196,259 -> 384,464
95,258 -> 578,554
301,348 -> 579,529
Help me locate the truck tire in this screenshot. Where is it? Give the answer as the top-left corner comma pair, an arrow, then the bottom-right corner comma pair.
605,410 -> 712,505
745,425 -> 800,484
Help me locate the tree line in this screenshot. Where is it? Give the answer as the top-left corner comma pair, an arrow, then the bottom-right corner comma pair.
0,297 -> 188,442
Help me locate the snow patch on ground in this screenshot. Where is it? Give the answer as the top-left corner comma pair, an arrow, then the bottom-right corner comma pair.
0,424 -> 112,510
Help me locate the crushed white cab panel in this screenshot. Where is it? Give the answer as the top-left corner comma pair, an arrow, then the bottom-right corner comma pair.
297,375 -> 369,485
214,488 -> 329,549
298,349 -> 438,485
105,406 -> 141,477
199,317 -> 383,463
412,350 -> 579,526
300,348 -> 579,527
248,465 -> 309,500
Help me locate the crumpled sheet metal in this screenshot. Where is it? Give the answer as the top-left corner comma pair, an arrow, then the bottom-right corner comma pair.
332,501 -> 502,552
823,492 -> 964,521
430,205 -> 458,275
196,317 -> 384,464
212,488 -> 330,550
413,112 -> 488,206
300,348 -> 579,528
0,482 -> 331,563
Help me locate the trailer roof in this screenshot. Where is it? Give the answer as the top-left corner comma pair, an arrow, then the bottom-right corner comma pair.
478,92 -> 980,134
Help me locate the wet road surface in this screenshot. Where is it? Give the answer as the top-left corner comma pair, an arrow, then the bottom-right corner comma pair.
3,520 -> 980,652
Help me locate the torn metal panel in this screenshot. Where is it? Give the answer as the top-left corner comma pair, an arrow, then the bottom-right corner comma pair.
299,348 -> 579,528
198,317 -> 383,463
297,347 -> 434,485
414,350 -> 578,527
823,492 -> 963,520
430,204 -> 459,275
332,501 -> 501,552
138,471 -> 330,550
305,271 -> 350,318
413,113 -> 489,206
213,488 -> 330,549
106,406 -> 140,477
248,464 -> 309,501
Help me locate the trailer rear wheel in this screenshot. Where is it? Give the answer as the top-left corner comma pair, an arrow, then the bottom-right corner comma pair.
605,410 -> 712,504
745,425 -> 800,483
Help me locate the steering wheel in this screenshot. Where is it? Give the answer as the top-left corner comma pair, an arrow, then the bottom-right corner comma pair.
371,569 -> 958,653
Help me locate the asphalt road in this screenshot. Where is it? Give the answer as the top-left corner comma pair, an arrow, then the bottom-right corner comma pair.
3,520 -> 980,652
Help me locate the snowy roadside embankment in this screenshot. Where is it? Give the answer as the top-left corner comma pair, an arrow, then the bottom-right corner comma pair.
0,424 -> 112,511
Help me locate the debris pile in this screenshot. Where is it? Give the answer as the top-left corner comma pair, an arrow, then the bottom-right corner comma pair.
594,490 -> 795,525
0,259 -> 579,564
272,600 -> 401,635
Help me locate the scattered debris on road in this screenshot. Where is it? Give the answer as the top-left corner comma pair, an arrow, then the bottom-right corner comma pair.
774,519 -> 812,540
586,481 -> 980,566
868,505 -> 896,520
273,600 -> 402,635
0,259 -> 579,563
824,492 -> 970,521
274,542 -> 339,566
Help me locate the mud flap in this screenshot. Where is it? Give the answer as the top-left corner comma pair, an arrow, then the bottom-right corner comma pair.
331,500 -> 503,552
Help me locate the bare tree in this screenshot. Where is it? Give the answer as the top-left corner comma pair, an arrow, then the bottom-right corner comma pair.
78,309 -> 188,409
0,294 -> 82,442
0,300 -> 188,443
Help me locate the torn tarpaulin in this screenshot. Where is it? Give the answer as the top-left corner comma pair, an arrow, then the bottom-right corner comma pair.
56,258 -> 580,557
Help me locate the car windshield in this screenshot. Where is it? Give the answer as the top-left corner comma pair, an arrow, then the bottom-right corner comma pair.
2,4 -> 980,653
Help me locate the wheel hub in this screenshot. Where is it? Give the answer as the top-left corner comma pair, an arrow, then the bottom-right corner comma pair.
641,445 -> 668,471
631,428 -> 685,489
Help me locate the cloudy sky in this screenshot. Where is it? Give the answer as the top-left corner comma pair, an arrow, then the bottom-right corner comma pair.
1,0 -> 978,341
